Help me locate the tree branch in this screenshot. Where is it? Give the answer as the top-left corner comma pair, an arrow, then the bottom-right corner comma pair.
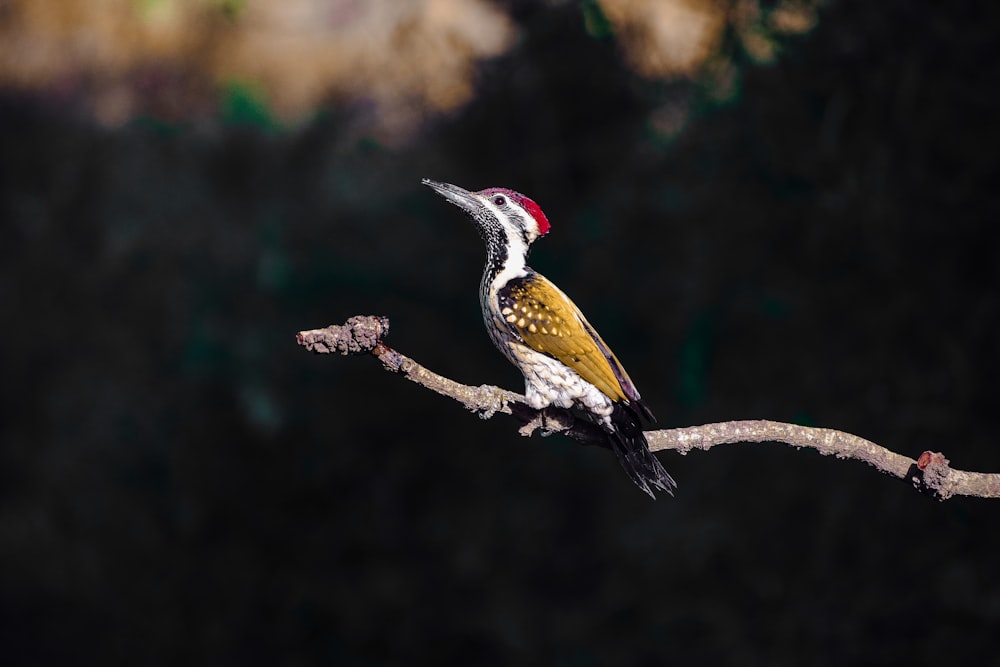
297,315 -> 1000,501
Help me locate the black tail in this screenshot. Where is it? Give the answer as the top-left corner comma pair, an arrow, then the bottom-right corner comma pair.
607,403 -> 676,499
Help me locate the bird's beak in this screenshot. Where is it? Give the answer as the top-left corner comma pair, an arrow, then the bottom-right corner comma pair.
422,179 -> 480,215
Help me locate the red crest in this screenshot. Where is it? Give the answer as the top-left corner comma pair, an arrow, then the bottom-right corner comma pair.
479,187 -> 551,237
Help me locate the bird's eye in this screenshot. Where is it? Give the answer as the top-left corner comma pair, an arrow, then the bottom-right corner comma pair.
492,195 -> 506,207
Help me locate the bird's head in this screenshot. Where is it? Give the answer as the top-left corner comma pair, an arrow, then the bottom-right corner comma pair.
423,179 -> 551,260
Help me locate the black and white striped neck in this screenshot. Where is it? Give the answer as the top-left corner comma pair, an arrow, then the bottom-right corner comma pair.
480,232 -> 531,301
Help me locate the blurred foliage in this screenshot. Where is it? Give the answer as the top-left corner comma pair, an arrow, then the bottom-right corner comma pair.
219,79 -> 276,129
0,0 -> 820,140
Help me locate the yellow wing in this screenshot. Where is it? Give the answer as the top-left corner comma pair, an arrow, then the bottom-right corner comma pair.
497,274 -> 635,402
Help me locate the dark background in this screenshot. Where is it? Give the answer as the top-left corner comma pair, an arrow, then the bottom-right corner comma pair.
2,1 -> 998,664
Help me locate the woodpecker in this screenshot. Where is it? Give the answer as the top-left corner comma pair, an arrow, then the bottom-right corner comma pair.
423,179 -> 676,498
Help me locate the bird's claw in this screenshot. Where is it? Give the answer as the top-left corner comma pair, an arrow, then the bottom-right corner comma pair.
476,385 -> 507,419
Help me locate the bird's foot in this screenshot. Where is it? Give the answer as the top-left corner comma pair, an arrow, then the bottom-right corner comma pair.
518,407 -> 574,438
475,385 -> 508,419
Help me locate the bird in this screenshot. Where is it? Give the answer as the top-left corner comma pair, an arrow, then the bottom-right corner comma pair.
422,179 -> 676,498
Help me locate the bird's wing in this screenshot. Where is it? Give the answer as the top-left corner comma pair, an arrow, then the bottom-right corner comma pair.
497,274 -> 638,403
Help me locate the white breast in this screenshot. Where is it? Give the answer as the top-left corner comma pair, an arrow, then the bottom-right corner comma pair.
507,341 -> 615,422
